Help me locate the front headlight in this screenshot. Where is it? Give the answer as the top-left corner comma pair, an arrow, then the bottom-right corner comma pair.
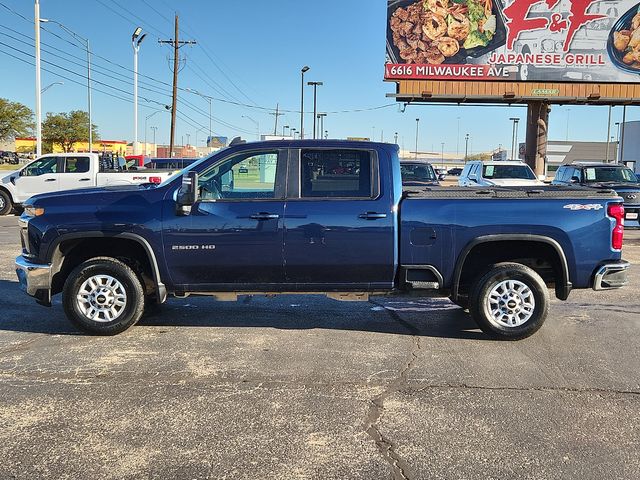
23,206 -> 45,217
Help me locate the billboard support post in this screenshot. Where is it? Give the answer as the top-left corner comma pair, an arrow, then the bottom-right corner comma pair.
525,102 -> 549,177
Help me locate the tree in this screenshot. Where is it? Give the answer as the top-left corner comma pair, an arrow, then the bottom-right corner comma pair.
0,98 -> 34,142
42,110 -> 98,152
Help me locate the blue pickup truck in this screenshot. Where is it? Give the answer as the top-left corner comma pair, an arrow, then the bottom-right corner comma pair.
15,140 -> 630,339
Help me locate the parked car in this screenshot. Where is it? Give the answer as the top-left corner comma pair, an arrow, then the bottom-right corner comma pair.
15,140 -> 629,340
459,161 -> 545,187
0,153 -> 177,216
434,168 -> 447,180
400,160 -> 440,187
552,162 -> 640,228
0,151 -> 20,165
447,167 -> 463,176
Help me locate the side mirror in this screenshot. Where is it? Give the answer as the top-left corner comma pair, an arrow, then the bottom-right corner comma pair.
538,174 -> 546,181
176,171 -> 199,215
570,176 -> 580,183
438,174 -> 446,181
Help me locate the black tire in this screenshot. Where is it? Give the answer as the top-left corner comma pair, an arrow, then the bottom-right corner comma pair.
63,257 -> 145,335
0,190 -> 12,216
469,263 -> 549,340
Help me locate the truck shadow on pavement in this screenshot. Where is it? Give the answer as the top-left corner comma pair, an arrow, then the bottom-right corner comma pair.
0,280 -> 488,340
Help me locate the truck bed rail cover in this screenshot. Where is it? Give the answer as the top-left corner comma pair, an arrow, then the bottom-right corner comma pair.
404,186 -> 619,199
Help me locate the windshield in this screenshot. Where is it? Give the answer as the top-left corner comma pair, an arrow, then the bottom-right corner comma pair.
584,167 -> 639,184
483,164 -> 536,180
400,163 -> 436,182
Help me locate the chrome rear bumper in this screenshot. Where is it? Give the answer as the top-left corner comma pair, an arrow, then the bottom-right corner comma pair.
593,261 -> 630,291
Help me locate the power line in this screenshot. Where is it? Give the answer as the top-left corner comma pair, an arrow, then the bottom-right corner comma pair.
0,44 -> 221,136
0,27 -> 256,133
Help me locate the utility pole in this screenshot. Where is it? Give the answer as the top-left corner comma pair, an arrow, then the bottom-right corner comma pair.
270,103 -> 284,135
158,15 -> 195,157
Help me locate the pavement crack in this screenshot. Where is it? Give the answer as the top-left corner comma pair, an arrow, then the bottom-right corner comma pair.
365,300 -> 421,480
411,383 -> 640,396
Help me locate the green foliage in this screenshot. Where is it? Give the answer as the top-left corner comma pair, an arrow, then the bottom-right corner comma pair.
0,98 -> 34,141
42,110 -> 98,152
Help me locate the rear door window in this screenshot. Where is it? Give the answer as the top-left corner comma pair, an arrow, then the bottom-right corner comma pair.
300,149 -> 376,198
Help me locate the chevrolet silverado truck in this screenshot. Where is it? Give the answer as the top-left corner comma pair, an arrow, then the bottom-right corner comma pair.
15,140 -> 630,339
0,153 -> 176,215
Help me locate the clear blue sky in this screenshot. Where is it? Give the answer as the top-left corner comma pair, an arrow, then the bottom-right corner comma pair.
0,0 -> 636,154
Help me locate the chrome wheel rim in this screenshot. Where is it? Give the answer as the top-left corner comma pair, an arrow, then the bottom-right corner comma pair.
487,280 -> 535,328
0,196 -> 5,210
76,275 -> 127,322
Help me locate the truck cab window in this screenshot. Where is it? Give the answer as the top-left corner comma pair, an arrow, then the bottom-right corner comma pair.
64,156 -> 91,173
300,149 -> 373,198
23,157 -> 58,176
198,151 -> 278,200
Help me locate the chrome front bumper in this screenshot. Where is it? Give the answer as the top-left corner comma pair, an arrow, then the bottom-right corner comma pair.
15,255 -> 52,306
593,261 -> 631,291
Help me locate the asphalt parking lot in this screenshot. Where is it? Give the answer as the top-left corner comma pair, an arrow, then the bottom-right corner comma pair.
0,215 -> 639,479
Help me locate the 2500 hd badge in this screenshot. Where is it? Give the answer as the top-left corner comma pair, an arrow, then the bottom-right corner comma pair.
171,245 -> 216,251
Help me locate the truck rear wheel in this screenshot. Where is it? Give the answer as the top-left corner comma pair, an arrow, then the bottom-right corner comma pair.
63,257 -> 145,335
0,190 -> 12,216
469,263 -> 549,340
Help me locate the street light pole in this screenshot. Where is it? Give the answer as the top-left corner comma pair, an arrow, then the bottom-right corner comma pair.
441,142 -> 445,169
186,88 -> 213,145
394,132 -> 398,145
41,18 -> 93,153
606,105 -> 612,163
41,81 -> 63,94
317,113 -> 327,139
132,27 -> 147,155
300,66 -> 309,139
144,110 -> 162,155
415,118 -> 420,160
150,126 -> 158,152
34,0 -> 42,156
307,81 -> 323,139
509,117 -> 520,161
465,134 -> 470,161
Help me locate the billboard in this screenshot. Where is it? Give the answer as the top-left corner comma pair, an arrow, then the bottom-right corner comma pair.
385,0 -> 640,83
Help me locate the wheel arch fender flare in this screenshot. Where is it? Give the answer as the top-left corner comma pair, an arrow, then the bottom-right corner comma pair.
451,234 -> 571,302
48,231 -> 167,303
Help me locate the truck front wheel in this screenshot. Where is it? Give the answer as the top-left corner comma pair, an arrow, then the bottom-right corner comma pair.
63,257 -> 145,335
469,263 -> 549,340
0,190 -> 12,216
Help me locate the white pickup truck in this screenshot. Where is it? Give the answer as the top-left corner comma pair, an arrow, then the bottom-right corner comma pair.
0,153 -> 178,215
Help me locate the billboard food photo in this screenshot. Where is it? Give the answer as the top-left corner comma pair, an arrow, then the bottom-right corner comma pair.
385,0 -> 640,83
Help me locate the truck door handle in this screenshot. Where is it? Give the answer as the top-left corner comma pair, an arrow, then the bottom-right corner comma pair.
79,178 -> 90,182
359,212 -> 388,220
250,213 -> 280,221
44,178 -> 56,182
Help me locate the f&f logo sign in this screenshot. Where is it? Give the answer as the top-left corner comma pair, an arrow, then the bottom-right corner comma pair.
503,0 -> 606,51
563,204 -> 604,211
